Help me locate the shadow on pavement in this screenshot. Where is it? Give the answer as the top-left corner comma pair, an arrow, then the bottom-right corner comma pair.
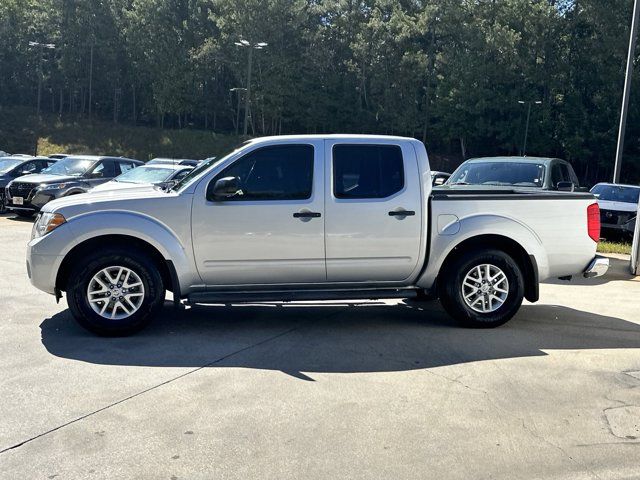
0,212 -> 34,222
39,301 -> 640,378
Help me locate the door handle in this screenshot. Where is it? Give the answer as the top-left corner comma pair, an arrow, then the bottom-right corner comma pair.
293,211 -> 322,218
389,210 -> 415,217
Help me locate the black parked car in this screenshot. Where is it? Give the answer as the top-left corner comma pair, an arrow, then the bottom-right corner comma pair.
0,156 -> 58,213
5,155 -> 142,217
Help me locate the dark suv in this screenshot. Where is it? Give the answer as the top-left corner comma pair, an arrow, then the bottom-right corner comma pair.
0,156 -> 58,213
5,155 -> 142,217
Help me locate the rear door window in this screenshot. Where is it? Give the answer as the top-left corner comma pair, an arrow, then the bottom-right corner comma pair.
332,145 -> 404,199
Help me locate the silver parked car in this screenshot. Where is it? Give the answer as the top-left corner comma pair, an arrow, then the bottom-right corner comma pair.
90,164 -> 193,193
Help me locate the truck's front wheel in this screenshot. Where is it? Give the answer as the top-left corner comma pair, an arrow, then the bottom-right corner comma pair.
66,248 -> 164,336
439,249 -> 524,328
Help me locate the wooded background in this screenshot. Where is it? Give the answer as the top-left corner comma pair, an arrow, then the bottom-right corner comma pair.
1,0 -> 640,184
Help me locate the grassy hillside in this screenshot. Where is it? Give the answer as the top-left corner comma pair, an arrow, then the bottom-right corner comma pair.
0,107 -> 246,161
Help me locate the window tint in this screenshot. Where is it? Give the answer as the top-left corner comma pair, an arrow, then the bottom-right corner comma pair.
19,161 -> 37,174
551,163 -> 567,187
211,144 -> 314,201
34,160 -> 49,173
117,161 -> 136,175
333,145 -> 404,199
91,160 -> 116,178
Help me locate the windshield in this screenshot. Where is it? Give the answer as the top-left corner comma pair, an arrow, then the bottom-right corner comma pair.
42,157 -> 95,176
448,161 -> 545,187
171,143 -> 248,191
591,184 -> 640,204
115,166 -> 175,184
0,159 -> 22,174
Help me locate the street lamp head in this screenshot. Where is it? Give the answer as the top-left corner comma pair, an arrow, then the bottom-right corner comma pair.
535,100 -> 542,104
28,41 -> 38,46
255,42 -> 268,48
518,100 -> 525,104
239,39 -> 250,46
45,43 -> 56,49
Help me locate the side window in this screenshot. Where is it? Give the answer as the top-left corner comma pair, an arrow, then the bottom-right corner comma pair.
90,161 -> 116,178
91,162 -> 105,178
35,160 -> 52,173
211,144 -> 314,201
333,144 -> 404,199
117,161 -> 136,175
550,163 -> 566,188
559,163 -> 577,186
19,161 -> 37,174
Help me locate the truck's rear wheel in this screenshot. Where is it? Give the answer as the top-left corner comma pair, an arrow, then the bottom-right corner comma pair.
66,248 -> 164,336
439,249 -> 524,328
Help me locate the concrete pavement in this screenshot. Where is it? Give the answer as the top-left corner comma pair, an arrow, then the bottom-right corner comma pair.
1,213 -> 640,479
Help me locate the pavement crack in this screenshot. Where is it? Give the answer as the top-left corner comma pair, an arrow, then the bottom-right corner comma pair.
0,325 -> 301,455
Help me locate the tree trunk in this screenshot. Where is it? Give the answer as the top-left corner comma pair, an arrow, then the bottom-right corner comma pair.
460,136 -> 467,160
132,84 -> 137,125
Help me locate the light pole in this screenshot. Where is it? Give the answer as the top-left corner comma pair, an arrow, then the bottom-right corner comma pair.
234,39 -> 267,136
518,100 -> 542,156
614,0 -> 640,183
230,87 -> 247,136
29,41 -> 56,116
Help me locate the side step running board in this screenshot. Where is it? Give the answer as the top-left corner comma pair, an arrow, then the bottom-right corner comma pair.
187,288 -> 419,304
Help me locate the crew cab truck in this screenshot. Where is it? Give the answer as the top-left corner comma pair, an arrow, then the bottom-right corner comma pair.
26,135 -> 609,336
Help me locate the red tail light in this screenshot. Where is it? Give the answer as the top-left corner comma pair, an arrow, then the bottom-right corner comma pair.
587,203 -> 600,242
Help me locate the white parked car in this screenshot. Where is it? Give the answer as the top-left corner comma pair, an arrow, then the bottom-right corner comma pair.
90,164 -> 193,193
26,135 -> 607,336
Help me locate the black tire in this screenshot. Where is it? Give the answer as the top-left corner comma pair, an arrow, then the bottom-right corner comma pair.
438,249 -> 524,328
0,199 -> 6,214
66,247 -> 164,336
15,211 -> 34,218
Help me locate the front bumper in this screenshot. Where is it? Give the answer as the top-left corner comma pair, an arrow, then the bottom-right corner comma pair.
26,222 -> 76,295
583,255 -> 609,278
5,187 -> 60,213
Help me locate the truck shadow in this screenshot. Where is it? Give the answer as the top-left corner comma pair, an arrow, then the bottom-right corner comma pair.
39,301 -> 640,379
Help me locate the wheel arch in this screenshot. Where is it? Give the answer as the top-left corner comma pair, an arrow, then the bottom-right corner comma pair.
435,234 -> 539,303
55,234 -> 177,297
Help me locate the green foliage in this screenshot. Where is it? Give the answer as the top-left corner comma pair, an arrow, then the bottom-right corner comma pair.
1,0 -> 640,184
597,240 -> 632,255
0,107 -> 244,160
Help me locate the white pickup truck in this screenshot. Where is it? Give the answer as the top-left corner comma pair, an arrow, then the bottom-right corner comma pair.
26,135 -> 608,335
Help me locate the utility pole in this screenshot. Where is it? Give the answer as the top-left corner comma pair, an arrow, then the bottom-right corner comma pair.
614,0 -> 640,183
244,47 -> 253,136
234,39 -> 267,136
29,41 -> 55,117
88,42 -> 94,118
518,100 -> 542,156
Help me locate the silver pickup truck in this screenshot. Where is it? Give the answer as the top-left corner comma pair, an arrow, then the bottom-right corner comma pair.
26,135 -> 608,336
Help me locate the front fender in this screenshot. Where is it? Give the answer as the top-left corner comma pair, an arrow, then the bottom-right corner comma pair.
417,213 -> 549,289
58,211 -> 198,294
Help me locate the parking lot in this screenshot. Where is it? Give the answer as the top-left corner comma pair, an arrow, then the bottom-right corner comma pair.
0,212 -> 639,479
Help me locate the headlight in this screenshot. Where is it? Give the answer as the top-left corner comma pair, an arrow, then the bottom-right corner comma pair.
32,212 -> 66,239
41,183 -> 69,190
